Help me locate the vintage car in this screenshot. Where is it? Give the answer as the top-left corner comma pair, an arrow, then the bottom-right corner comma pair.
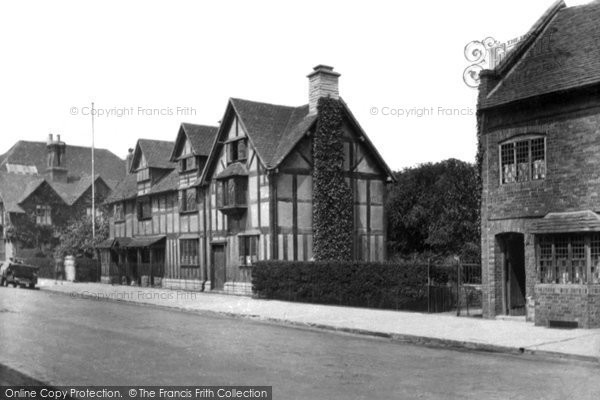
0,260 -> 39,288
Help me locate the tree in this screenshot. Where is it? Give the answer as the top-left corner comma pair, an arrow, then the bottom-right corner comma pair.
386,159 -> 480,259
54,215 -> 109,259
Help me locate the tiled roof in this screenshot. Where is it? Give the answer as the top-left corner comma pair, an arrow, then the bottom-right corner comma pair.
0,173 -> 48,213
148,169 -> 178,195
0,141 -> 125,182
531,210 -> 600,233
200,96 -> 393,185
136,139 -> 176,170
180,123 -> 219,157
215,162 -> 248,180
230,98 -> 316,168
49,175 -> 108,206
104,173 -> 137,204
481,0 -> 600,109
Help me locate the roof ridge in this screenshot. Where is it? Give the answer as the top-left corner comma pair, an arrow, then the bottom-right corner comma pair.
230,97 -> 301,111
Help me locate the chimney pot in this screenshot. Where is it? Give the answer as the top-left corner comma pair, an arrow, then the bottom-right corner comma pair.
307,65 -> 340,115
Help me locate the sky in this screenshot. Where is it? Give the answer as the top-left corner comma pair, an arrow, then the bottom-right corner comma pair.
0,0 -> 592,171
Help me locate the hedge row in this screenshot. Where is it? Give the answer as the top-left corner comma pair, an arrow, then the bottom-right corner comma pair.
251,260 -> 458,311
21,257 -> 100,282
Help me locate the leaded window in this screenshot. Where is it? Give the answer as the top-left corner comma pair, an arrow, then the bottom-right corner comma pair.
500,136 -> 546,184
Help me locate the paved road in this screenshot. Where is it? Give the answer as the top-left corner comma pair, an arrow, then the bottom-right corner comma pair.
0,287 -> 598,400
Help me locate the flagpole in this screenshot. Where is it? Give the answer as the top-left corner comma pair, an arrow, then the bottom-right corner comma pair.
91,102 -> 96,242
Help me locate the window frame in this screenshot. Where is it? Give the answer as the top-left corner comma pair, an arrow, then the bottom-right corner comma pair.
136,167 -> 150,183
35,205 -> 52,226
239,235 -> 259,267
136,198 -> 152,221
114,203 -> 125,222
226,137 -> 248,165
217,177 -> 248,209
499,135 -> 546,185
180,238 -> 200,267
179,187 -> 198,214
537,233 -> 593,284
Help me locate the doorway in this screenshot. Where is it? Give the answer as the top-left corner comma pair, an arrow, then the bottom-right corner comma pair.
499,233 -> 526,316
211,244 -> 226,290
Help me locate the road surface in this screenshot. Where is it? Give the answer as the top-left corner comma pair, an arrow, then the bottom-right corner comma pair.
0,286 -> 598,399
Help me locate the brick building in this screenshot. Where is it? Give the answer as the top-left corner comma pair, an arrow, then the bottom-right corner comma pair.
0,135 -> 125,259
101,65 -> 394,294
478,0 -> 600,328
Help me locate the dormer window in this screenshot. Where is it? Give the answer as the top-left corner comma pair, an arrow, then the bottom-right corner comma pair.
137,168 -> 150,182
179,156 -> 197,173
500,136 -> 546,184
226,138 -> 247,164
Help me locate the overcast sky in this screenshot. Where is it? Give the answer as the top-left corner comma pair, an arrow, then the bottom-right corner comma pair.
0,0 -> 591,171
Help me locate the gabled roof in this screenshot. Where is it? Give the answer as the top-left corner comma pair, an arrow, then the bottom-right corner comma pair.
0,140 -> 125,182
130,139 -> 176,172
480,0 -> 600,109
0,173 -> 60,213
199,97 -> 393,185
170,123 -> 219,161
229,98 -> 317,169
49,175 -> 110,206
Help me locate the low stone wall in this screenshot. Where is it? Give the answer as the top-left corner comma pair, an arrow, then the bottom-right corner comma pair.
534,284 -> 600,328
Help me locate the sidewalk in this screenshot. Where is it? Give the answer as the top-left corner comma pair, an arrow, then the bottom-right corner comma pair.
38,279 -> 600,363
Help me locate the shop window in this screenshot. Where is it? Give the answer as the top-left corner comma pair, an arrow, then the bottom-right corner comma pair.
239,235 -> 258,266
538,234 -> 588,284
180,239 -> 199,267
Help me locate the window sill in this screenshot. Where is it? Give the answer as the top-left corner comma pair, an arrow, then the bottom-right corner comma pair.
181,264 -> 200,269
179,210 -> 198,215
138,217 -> 152,221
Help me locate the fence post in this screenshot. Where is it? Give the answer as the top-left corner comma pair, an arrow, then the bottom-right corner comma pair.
456,257 -> 461,317
427,259 -> 431,313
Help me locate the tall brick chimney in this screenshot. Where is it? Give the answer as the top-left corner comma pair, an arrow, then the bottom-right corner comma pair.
308,65 -> 340,115
45,133 -> 68,183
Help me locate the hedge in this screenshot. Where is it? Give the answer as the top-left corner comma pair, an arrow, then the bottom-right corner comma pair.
21,256 -> 100,282
252,260 -> 458,312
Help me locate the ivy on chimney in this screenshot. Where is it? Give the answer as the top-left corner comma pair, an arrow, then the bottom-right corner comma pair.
312,97 -> 353,261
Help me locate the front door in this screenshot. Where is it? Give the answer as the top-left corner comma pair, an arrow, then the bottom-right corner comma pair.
211,244 -> 226,290
503,234 -> 526,316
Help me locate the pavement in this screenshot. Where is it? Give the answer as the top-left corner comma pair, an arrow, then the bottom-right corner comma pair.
37,279 -> 600,363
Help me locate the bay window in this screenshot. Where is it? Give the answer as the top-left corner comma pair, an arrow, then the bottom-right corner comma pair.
538,234 -> 600,284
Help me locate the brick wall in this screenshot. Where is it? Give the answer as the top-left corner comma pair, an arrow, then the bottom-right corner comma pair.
480,94 -> 600,324
535,284 -> 600,328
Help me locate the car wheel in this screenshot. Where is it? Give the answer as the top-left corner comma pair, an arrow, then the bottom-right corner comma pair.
28,283 -> 35,289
